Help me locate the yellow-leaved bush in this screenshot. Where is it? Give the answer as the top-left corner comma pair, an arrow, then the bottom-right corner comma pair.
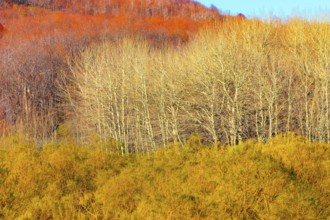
0,133 -> 329,219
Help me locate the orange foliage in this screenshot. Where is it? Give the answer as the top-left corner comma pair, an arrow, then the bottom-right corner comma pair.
0,3 -> 220,42
0,1 -> 244,137
0,1 -> 233,63
0,0 -> 245,46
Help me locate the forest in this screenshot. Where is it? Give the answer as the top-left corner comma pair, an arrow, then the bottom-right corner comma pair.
0,0 -> 329,219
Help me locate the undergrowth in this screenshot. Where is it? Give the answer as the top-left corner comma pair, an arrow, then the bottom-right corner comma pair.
0,133 -> 329,219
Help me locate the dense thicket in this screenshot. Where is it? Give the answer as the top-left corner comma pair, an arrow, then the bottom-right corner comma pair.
64,19 -> 330,153
0,134 -> 328,219
0,4 -> 329,219
0,1 -> 230,141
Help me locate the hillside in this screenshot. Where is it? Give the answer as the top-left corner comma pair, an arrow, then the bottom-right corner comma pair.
0,0 -> 245,139
2,0 -> 220,19
0,1 -> 329,219
0,0 -> 225,43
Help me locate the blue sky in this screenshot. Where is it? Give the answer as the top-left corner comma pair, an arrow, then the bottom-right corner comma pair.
198,0 -> 330,20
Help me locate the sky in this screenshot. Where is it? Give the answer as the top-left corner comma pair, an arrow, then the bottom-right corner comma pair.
198,0 -> 330,20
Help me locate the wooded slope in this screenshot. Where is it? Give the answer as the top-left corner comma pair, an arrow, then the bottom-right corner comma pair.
0,1 -> 243,140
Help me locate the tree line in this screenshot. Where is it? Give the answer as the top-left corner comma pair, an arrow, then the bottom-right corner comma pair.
64,19 -> 330,153
2,0 -> 220,20
0,1 -> 230,142
1,5 -> 329,151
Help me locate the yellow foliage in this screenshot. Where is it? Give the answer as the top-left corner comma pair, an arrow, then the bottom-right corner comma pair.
0,134 -> 329,219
